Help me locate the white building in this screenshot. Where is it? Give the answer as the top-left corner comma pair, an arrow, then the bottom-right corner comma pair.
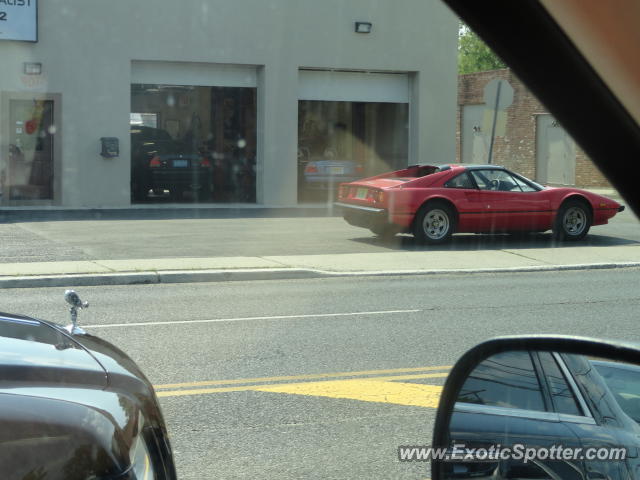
0,0 -> 457,208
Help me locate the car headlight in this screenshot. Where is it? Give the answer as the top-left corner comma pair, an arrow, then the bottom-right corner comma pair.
130,429 -> 155,480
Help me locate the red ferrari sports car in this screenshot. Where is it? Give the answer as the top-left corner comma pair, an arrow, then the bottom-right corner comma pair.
335,164 -> 625,244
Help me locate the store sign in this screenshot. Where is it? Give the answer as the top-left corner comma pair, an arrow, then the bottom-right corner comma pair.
0,0 -> 38,42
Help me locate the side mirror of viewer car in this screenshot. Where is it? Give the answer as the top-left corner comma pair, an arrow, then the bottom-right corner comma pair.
431,336 -> 640,480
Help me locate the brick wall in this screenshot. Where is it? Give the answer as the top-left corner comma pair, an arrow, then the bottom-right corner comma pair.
456,68 -> 610,188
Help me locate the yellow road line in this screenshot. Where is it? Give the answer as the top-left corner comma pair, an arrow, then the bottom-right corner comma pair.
366,372 -> 448,382
154,365 -> 450,390
158,384 -> 260,397
156,372 -> 448,398
255,380 -> 443,408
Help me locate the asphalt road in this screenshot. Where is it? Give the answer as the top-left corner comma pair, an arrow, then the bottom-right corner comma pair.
1,207 -> 638,263
3,268 -> 640,479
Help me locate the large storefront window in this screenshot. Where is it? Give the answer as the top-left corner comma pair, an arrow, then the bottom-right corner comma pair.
297,101 -> 408,202
0,99 -> 55,203
131,84 -> 256,203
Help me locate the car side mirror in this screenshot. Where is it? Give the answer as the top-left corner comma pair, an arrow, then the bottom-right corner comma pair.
430,336 -> 640,480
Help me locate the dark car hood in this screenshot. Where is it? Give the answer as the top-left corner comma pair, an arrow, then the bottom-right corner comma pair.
0,312 -> 108,390
0,312 -> 160,479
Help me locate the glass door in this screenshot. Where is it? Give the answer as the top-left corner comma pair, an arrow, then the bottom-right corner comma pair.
1,99 -> 55,203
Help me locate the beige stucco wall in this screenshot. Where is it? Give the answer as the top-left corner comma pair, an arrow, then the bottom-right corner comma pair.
0,0 -> 457,207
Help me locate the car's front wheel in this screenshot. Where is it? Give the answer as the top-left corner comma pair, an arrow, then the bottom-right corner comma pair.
553,199 -> 592,241
413,201 -> 456,244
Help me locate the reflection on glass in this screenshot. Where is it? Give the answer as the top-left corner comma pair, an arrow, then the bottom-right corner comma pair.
1,99 -> 54,202
130,84 -> 256,203
297,100 -> 408,203
593,360 -> 640,423
457,351 -> 545,411
537,352 -> 582,416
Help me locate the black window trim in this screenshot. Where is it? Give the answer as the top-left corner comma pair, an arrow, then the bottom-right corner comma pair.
531,351 -> 554,412
536,351 -> 584,417
553,352 -> 594,420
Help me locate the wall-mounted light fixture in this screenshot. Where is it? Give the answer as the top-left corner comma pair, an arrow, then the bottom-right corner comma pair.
354,22 -> 372,34
23,62 -> 42,75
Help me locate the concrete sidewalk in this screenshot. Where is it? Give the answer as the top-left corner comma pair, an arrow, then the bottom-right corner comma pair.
1,245 -> 639,288
1,197 -> 637,288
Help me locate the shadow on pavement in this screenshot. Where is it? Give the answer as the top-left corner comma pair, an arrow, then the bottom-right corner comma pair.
351,233 -> 639,252
0,206 -> 340,223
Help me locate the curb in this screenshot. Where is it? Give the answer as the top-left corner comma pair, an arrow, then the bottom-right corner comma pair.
1,263 -> 640,289
0,205 -> 339,223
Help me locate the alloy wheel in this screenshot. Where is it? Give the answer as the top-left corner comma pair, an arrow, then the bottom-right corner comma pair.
563,206 -> 587,236
423,209 -> 450,240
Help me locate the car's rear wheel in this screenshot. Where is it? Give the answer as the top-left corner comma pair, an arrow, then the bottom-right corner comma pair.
553,199 -> 591,241
413,201 -> 456,244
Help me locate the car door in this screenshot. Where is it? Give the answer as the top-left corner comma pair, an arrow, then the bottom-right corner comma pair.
442,171 -> 485,232
468,169 -> 551,232
559,354 -> 640,480
448,350 -> 586,479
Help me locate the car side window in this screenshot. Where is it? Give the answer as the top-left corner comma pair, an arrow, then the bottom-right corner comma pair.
457,351 -> 547,412
470,170 -> 521,192
511,175 -> 538,192
593,363 -> 640,423
444,172 -> 475,189
537,352 -> 583,416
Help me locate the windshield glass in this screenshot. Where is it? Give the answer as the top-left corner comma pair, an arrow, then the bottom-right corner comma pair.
0,1 -> 638,479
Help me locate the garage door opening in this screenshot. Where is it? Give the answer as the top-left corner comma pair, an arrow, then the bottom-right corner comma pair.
297,100 -> 408,203
131,84 -> 256,203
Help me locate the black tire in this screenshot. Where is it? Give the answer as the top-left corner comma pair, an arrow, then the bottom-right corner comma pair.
413,201 -> 456,244
552,199 -> 591,241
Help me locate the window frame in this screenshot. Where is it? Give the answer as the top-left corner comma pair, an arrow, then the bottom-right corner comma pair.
535,351 -> 584,417
454,350 -> 596,425
552,352 -> 595,421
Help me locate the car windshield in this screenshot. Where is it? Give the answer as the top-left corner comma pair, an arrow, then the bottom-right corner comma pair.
0,1 -> 638,479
